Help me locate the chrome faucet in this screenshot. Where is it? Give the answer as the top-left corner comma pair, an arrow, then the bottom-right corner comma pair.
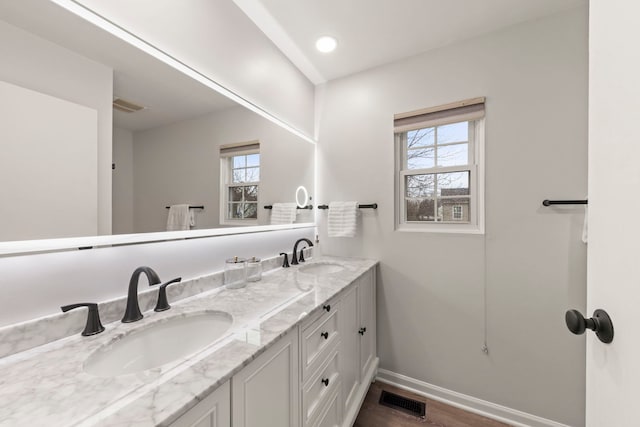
122,266 -> 161,323
291,238 -> 314,265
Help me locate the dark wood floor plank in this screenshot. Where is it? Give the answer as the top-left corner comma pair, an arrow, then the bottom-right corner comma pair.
354,381 -> 512,427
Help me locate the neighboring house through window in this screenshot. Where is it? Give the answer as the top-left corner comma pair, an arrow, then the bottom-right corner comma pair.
395,98 -> 485,233
220,141 -> 260,224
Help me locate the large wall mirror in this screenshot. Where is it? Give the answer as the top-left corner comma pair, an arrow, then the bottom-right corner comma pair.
0,0 -> 315,248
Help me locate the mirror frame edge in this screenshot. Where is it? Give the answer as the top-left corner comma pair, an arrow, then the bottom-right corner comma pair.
0,223 -> 316,257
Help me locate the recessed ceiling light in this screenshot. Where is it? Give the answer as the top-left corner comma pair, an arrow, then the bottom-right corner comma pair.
315,36 -> 337,53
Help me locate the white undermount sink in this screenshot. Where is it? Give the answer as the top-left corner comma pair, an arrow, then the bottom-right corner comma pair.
84,311 -> 233,377
298,262 -> 346,275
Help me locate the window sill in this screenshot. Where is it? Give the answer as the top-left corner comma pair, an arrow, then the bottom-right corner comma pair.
396,223 -> 484,235
220,220 -> 258,227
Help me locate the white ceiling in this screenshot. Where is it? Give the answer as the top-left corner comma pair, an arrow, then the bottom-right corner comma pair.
0,0 -> 238,132
235,0 -> 586,84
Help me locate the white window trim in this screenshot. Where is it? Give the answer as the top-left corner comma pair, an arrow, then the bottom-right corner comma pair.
395,119 -> 485,234
219,148 -> 260,226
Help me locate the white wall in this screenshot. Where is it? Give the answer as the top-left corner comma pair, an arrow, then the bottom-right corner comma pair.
0,81 -> 98,241
0,227 -> 314,327
112,127 -> 134,234
316,8 -> 588,426
132,106 -> 314,233
0,19 -> 113,237
76,0 -> 315,137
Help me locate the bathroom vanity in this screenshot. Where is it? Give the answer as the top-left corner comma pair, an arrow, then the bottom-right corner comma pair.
0,256 -> 378,427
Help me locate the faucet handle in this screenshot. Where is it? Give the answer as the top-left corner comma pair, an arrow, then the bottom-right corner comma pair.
61,303 -> 105,336
280,252 -> 290,268
154,277 -> 182,312
299,246 -> 309,263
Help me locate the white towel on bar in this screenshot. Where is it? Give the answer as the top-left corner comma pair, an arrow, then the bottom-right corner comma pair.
167,204 -> 193,231
328,201 -> 358,237
270,202 -> 297,225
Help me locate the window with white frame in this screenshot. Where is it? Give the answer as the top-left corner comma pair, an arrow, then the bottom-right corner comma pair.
395,98 -> 485,233
220,141 -> 260,223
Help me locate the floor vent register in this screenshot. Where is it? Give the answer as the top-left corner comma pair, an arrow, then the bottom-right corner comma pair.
378,390 -> 426,417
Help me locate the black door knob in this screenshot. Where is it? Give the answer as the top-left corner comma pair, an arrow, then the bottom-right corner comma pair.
565,309 -> 614,344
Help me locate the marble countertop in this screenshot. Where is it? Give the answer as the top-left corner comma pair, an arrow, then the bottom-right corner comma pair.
0,256 -> 376,427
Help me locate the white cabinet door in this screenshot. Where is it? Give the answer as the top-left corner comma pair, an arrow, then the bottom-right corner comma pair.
232,331 -> 300,427
170,381 -> 230,427
338,285 -> 360,414
358,269 -> 376,380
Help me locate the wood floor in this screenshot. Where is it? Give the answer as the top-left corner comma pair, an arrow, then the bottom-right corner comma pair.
353,381 -> 512,427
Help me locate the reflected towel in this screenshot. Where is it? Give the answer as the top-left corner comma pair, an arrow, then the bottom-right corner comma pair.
271,203 -> 297,225
328,201 -> 358,237
167,204 -> 192,231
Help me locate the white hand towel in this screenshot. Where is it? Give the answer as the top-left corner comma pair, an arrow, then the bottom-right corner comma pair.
167,204 -> 191,231
270,202 -> 297,225
328,201 -> 358,237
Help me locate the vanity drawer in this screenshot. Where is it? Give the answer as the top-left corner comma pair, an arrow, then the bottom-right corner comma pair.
302,350 -> 340,427
311,386 -> 340,427
301,306 -> 339,380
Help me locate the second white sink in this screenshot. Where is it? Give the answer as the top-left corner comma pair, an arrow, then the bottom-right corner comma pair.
84,311 -> 233,377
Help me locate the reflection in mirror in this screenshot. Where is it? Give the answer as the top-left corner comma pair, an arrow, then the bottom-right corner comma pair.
296,186 -> 310,209
0,0 -> 314,243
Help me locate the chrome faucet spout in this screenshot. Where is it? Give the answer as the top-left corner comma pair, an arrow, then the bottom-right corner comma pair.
291,238 -> 314,265
122,266 -> 161,323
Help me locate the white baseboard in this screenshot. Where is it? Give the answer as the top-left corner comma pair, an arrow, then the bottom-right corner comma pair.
376,369 -> 571,427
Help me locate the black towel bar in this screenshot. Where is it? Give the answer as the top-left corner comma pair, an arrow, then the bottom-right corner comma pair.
542,200 -> 588,206
165,205 -> 204,209
264,205 -> 313,210
317,203 -> 378,210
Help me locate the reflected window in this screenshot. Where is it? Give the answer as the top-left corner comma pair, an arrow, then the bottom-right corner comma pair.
395,99 -> 485,232
220,142 -> 260,223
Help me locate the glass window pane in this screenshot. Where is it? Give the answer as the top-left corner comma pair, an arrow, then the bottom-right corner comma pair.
232,169 -> 245,183
233,155 -> 246,168
246,153 -> 260,167
407,128 -> 435,148
244,185 -> 258,201
244,203 -> 258,219
437,122 -> 468,144
229,186 -> 243,202
406,198 -> 436,222
229,203 -> 242,219
437,172 -> 470,196
406,174 -> 435,198
437,143 -> 468,167
438,198 -> 470,222
246,167 -> 260,182
407,146 -> 435,169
